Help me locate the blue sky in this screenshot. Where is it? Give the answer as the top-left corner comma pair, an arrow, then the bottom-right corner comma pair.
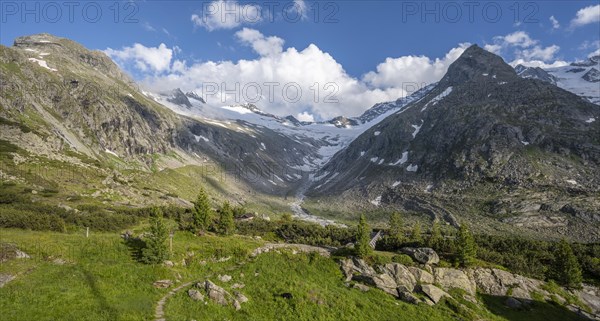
1,0 -> 599,119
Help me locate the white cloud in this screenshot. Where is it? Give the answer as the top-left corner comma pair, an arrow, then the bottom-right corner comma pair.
285,0 -> 308,20
143,22 -> 156,32
549,16 -> 560,29
296,111 -> 314,122
485,31 -> 562,64
570,4 -> 600,28
105,43 -> 174,73
137,29 -> 467,120
500,31 -> 538,48
235,28 -> 284,56
362,43 -> 470,90
516,45 -> 561,61
509,59 -> 569,69
191,0 -> 261,31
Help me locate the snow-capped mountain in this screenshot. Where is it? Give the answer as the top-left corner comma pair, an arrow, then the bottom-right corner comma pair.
516,56 -> 600,105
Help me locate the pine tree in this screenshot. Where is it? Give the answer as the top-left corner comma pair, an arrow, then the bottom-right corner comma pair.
410,223 -> 422,245
141,207 -> 169,264
192,188 -> 213,232
355,214 -> 372,258
456,224 -> 477,267
388,212 -> 403,241
553,239 -> 583,289
427,220 -> 442,250
217,201 -> 235,236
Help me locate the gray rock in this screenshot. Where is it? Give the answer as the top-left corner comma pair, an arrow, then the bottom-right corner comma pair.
188,289 -> 204,301
420,284 -> 449,304
401,248 -> 440,265
408,267 -> 434,284
398,291 -> 421,305
153,280 -> 173,289
218,274 -> 232,282
378,263 -> 417,292
204,280 -> 230,306
434,268 -> 476,295
353,273 -> 399,297
163,260 -> 174,267
0,274 -> 15,288
505,297 -> 522,309
233,299 -> 242,311
234,291 -> 248,303
14,250 -> 30,259
231,283 -> 245,289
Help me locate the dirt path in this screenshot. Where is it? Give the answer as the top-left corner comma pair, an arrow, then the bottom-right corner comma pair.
154,280 -> 197,321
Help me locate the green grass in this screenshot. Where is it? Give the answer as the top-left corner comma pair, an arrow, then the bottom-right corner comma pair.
480,295 -> 589,321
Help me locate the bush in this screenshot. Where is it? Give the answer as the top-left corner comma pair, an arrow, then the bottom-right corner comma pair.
392,254 -> 414,265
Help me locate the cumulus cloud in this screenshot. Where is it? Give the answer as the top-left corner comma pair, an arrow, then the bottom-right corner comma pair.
191,0 -> 261,31
362,43 -> 470,89
296,111 -> 315,122
105,43 -> 174,73
508,59 -> 569,69
484,31 -> 563,65
549,16 -> 560,29
235,28 -> 284,56
132,29 -> 466,120
570,4 -> 600,28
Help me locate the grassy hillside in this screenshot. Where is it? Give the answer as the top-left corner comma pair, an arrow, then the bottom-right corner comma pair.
0,226 -> 592,321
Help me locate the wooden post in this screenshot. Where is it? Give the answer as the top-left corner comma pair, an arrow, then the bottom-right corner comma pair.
169,231 -> 174,256
86,227 -> 89,238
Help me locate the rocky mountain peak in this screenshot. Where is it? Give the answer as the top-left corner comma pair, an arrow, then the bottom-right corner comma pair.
164,88 -> 192,108
185,91 -> 206,103
440,44 -> 517,86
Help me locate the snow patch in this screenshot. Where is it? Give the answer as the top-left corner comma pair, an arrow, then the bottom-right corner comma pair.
105,149 -> 119,157
28,58 -> 57,71
411,121 -> 423,138
392,181 -> 401,187
374,131 -> 381,136
586,117 -> 596,123
370,157 -> 379,163
391,151 -> 409,165
422,87 -> 453,111
360,151 -> 366,157
406,164 -> 418,172
194,135 -> 209,142
521,141 -> 530,146
370,196 -> 382,206
566,179 -> 578,185
260,142 -> 266,150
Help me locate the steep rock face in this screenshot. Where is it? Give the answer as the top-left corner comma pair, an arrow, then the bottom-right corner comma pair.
308,45 -> 600,241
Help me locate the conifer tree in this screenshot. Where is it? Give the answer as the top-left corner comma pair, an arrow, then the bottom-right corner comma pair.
355,214 -> 372,258
141,207 -> 169,264
192,187 -> 213,232
456,224 -> 477,267
217,201 -> 235,236
388,212 -> 403,241
553,238 -> 583,289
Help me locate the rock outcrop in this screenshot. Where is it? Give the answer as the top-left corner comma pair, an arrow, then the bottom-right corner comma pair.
401,247 -> 440,265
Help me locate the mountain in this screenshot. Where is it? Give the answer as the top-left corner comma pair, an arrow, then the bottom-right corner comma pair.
306,45 -> 600,241
515,56 -> 600,105
0,33 -> 331,208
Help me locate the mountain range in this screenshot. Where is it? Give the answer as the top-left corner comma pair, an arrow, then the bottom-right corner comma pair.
0,34 -> 598,241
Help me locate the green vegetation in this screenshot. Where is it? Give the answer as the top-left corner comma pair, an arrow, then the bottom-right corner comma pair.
410,223 -> 423,246
552,239 -> 583,289
140,208 -> 170,264
456,224 -> 477,267
355,214 -> 372,258
191,188 -> 214,233
388,211 -> 403,241
216,201 -> 235,236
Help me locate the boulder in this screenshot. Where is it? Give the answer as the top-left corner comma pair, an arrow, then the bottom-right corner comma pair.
408,267 -> 434,284
231,283 -> 245,289
204,280 -> 230,306
378,263 -> 417,292
472,268 -> 546,300
420,284 -> 449,304
153,280 -> 173,289
14,250 -> 30,259
188,289 -> 204,301
0,274 -> 15,288
398,291 -> 421,305
352,258 -> 376,276
401,248 -> 439,265
233,300 -> 242,311
574,285 -> 600,316
505,297 -> 522,309
434,268 -> 476,295
234,291 -> 248,303
218,274 -> 232,282
163,260 -> 174,267
340,259 -> 354,281
353,273 -> 399,297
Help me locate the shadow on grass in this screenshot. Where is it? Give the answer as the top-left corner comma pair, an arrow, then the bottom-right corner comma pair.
123,237 -> 146,262
480,294 -> 590,321
80,266 -> 119,320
